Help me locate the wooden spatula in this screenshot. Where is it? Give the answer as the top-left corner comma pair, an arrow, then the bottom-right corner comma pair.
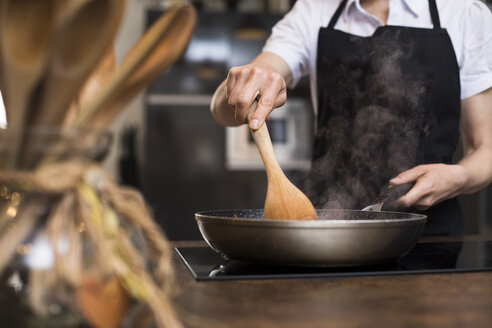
71,3 -> 196,129
0,0 -> 58,168
62,47 -> 117,127
248,101 -> 318,220
29,0 -> 125,127
76,275 -> 129,328
81,2 -> 196,129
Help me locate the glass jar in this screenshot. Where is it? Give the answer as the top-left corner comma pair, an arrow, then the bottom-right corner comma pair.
0,127 -> 132,327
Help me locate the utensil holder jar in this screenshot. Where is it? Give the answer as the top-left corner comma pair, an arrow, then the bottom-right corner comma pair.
0,127 -> 143,327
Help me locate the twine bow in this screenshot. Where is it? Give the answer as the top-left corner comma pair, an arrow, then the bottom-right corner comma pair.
0,160 -> 181,328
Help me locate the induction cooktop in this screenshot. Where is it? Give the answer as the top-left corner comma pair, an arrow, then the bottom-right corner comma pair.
175,240 -> 492,281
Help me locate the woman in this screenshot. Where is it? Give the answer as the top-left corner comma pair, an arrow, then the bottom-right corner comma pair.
210,0 -> 492,235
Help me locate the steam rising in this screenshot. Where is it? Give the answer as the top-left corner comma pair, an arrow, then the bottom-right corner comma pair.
302,30 -> 432,209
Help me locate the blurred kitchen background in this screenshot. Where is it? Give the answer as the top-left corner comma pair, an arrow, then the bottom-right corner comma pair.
103,0 -> 492,240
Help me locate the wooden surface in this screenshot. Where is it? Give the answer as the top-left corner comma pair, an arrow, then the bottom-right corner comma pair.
171,237 -> 492,328
1,237 -> 491,327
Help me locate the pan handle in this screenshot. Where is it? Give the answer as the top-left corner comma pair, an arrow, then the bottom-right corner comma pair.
362,183 -> 415,212
379,182 -> 415,202
379,182 -> 415,211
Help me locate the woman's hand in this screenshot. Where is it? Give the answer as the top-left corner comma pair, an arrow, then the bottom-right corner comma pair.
226,61 -> 287,129
390,164 -> 470,211
210,52 -> 292,129
391,87 -> 492,211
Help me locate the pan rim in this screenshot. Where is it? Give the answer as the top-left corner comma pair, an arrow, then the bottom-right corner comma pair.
195,208 -> 427,228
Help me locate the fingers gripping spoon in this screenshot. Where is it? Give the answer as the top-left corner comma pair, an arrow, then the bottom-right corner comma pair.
248,101 -> 318,221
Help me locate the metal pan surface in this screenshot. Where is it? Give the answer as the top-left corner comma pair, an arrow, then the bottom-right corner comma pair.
196,209 -> 427,267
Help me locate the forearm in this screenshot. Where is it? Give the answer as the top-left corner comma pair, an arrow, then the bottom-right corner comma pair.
457,87 -> 492,194
392,87 -> 492,210
457,145 -> 492,194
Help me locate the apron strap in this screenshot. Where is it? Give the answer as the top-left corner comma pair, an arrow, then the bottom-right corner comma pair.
327,0 -> 349,29
328,0 -> 442,30
428,0 -> 441,29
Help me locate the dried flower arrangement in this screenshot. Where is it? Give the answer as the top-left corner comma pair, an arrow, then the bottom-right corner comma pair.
0,0 -> 196,327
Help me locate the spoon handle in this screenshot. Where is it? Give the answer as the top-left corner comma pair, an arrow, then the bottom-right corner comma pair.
247,101 -> 282,177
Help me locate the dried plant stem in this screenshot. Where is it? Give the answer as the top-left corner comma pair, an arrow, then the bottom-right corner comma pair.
46,192 -> 82,286
75,190 -> 115,277
116,234 -> 182,328
0,197 -> 41,274
107,184 -> 174,290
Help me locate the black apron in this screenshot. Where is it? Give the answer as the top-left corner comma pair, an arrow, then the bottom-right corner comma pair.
310,0 -> 463,235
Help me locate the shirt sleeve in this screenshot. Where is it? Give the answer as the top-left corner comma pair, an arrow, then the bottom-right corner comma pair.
262,0 -> 319,88
457,1 -> 492,99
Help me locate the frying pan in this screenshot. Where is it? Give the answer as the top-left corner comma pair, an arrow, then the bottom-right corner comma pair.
195,209 -> 426,267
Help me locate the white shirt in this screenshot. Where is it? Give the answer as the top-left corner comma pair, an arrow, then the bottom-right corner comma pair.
263,0 -> 492,113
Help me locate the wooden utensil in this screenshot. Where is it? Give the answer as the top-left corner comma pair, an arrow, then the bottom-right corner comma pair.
90,3 -> 196,128
62,48 -> 117,127
71,3 -> 196,128
248,101 -> 318,220
0,0 -> 58,168
29,0 -> 125,127
76,275 -> 129,328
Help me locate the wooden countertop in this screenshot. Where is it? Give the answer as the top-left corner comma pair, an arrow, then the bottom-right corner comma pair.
171,236 -> 492,328
1,236 -> 490,327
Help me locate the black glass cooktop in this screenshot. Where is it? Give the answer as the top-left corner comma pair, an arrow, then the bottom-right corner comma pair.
175,241 -> 492,281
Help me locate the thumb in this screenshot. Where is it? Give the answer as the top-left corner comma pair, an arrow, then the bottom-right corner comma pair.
248,91 -> 276,130
249,105 -> 272,130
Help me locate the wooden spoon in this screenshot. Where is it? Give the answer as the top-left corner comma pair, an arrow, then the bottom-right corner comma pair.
71,3 -> 196,128
29,0 -> 125,127
248,101 -> 318,220
62,47 -> 117,128
76,275 -> 129,328
0,0 -> 58,168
